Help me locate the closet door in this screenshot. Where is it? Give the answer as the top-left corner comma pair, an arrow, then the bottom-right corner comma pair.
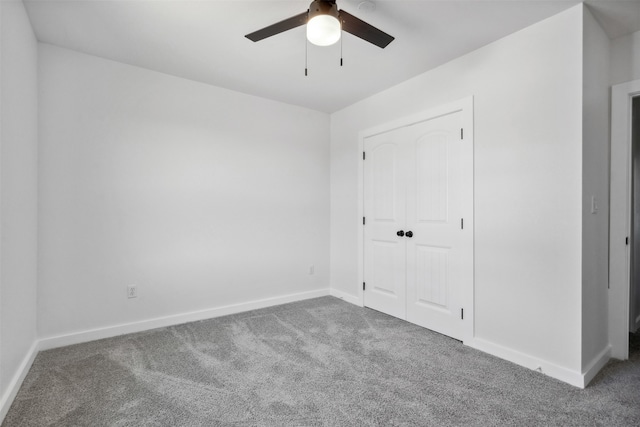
405,111 -> 468,340
363,128 -> 407,319
363,105 -> 472,342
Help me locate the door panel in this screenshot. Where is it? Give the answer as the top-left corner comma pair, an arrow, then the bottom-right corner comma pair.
415,245 -> 449,308
372,143 -> 398,220
406,112 -> 465,340
363,132 -> 406,319
416,131 -> 449,223
371,241 -> 401,296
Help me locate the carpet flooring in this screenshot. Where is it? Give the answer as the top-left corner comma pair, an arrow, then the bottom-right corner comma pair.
3,296 -> 640,426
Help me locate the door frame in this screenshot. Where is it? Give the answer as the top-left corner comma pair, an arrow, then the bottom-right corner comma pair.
610,79 -> 640,360
357,96 -> 474,342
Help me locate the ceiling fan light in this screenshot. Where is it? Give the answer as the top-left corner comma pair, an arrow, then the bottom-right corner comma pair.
307,15 -> 341,46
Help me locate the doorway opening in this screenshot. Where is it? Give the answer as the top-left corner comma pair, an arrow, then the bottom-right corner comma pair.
631,96 -> 640,337
610,79 -> 640,360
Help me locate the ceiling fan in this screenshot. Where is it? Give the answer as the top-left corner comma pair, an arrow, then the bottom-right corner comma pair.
245,0 -> 394,49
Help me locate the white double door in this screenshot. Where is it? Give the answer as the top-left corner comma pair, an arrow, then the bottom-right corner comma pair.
363,110 -> 472,341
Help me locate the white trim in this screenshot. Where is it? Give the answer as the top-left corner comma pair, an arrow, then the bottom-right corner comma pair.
329,288 -> 362,306
462,98 -> 475,341
582,345 -> 611,387
357,121 -> 365,307
359,98 -> 472,139
39,289 -> 329,350
609,79 -> 640,360
0,341 -> 39,424
357,96 -> 475,343
467,337 -> 585,388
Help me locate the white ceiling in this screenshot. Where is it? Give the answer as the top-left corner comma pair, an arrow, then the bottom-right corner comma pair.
24,0 -> 640,113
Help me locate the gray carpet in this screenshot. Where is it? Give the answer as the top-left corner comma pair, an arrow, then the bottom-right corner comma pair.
3,296 -> 640,426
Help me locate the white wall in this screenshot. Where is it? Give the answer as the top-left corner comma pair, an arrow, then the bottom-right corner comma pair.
38,44 -> 330,340
330,6 -> 584,375
611,30 -> 640,85
581,7 -> 611,376
0,0 -> 39,412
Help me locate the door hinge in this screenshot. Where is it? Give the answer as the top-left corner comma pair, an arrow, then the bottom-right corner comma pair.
363,217 -> 366,225
363,151 -> 366,160
626,237 -> 629,245
461,218 -> 464,229
363,282 -> 366,291
461,308 -> 464,320
461,128 -> 464,140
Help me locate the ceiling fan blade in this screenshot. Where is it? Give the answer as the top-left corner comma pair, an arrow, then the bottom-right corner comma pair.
245,12 -> 309,42
339,10 -> 394,48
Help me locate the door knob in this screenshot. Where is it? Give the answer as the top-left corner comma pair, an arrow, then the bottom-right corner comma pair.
397,230 -> 405,237
406,231 -> 413,238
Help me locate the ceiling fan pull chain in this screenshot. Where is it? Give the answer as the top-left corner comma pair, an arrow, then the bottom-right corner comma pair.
340,32 -> 343,66
305,37 -> 309,76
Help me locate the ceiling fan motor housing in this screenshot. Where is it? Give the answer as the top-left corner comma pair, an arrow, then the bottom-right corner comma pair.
308,0 -> 339,20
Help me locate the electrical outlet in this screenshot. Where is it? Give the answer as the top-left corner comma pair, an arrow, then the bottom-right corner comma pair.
127,284 -> 137,299
309,265 -> 315,275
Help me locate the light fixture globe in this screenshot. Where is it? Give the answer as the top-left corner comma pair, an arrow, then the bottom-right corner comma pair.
307,15 -> 341,46
306,0 -> 341,46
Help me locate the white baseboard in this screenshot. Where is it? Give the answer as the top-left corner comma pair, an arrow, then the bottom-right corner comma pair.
329,288 -> 362,306
582,344 -> 611,387
39,288 -> 330,351
466,337 -> 584,388
0,341 -> 39,424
